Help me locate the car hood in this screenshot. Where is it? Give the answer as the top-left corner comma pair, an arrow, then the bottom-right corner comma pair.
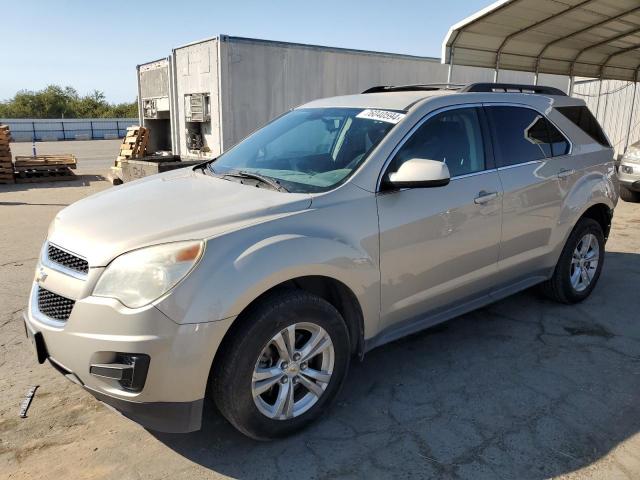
48,168 -> 312,267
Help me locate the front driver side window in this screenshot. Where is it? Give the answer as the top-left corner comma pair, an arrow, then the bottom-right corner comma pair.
390,107 -> 486,178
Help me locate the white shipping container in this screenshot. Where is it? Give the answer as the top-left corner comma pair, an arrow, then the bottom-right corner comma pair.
138,36 -> 569,159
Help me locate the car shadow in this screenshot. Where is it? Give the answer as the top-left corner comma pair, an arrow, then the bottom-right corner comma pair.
151,250 -> 640,479
0,174 -> 107,192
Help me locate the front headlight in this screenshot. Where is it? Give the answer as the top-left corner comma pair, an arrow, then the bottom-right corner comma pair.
93,241 -> 204,308
623,148 -> 640,163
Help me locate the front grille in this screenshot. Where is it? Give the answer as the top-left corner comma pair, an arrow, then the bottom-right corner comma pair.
37,287 -> 75,322
47,244 -> 89,274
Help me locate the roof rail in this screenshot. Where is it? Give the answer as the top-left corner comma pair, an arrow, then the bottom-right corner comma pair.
460,83 -> 567,96
362,84 -> 463,94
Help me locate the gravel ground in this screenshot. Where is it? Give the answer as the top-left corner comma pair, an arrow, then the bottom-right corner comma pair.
1,141 -> 640,479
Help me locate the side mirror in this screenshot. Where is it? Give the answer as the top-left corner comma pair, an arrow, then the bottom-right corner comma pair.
386,158 -> 451,189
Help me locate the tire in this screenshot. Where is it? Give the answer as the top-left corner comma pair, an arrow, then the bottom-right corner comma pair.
210,290 -> 351,440
540,218 -> 605,304
620,185 -> 640,203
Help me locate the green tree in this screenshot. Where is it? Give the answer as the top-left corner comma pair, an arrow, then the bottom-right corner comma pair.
0,85 -> 138,118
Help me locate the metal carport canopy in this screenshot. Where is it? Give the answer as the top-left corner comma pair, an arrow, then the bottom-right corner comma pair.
442,0 -> 640,82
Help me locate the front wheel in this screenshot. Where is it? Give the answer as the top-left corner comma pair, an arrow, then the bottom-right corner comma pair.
211,290 -> 351,440
540,218 -> 605,304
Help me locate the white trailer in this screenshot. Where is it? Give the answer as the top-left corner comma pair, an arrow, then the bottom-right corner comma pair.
138,36 -> 568,160
137,58 -> 176,153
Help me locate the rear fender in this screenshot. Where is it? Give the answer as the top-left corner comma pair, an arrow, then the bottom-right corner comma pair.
551,166 -> 616,264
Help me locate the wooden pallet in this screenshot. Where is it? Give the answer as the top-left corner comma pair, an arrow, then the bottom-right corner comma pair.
117,126 -> 149,161
14,155 -> 77,169
10,146 -> 80,184
0,125 -> 14,183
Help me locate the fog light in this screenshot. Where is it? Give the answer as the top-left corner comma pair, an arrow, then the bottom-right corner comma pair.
621,165 -> 634,174
90,353 -> 150,392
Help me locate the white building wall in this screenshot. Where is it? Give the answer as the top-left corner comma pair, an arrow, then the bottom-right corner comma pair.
218,37 -> 571,151
218,38 -> 448,150
573,78 -> 640,157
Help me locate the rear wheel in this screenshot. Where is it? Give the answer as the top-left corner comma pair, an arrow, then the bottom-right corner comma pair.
620,185 -> 640,203
211,290 -> 350,440
540,218 -> 604,304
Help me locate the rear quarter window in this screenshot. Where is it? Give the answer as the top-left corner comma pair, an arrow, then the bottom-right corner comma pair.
555,106 -> 611,147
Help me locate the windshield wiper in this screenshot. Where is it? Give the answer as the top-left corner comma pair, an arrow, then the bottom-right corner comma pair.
223,170 -> 289,192
193,157 -> 222,175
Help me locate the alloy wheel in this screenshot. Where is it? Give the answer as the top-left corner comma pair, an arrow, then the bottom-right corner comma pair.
570,233 -> 600,292
251,322 -> 335,420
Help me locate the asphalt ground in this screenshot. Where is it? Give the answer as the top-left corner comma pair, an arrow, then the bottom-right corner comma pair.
1,140 -> 640,479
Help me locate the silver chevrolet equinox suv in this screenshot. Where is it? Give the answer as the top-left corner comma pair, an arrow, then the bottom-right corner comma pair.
24,83 -> 617,440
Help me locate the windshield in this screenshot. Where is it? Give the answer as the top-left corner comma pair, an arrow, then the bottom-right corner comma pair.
209,108 -> 402,193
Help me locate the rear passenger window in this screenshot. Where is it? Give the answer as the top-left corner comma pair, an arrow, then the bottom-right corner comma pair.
486,106 -> 569,168
556,105 -> 611,147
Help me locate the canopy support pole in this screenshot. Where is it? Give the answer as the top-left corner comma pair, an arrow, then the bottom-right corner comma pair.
624,66 -> 640,153
595,78 -> 604,119
447,48 -> 455,83
568,76 -> 575,95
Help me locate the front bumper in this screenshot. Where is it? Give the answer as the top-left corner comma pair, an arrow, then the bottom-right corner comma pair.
24,281 -> 234,433
618,162 -> 640,191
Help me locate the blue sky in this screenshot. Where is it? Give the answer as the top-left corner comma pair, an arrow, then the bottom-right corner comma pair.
4,0 -> 490,103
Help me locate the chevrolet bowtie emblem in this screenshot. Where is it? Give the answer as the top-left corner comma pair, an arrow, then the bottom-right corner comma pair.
36,268 -> 48,283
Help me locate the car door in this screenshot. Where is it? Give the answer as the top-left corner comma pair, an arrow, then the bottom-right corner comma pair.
484,105 -> 571,292
376,105 -> 503,332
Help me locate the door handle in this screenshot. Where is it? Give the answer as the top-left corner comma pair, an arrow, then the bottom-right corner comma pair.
557,168 -> 575,178
474,191 -> 499,204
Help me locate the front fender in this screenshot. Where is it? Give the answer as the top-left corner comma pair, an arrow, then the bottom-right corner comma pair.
156,189 -> 381,337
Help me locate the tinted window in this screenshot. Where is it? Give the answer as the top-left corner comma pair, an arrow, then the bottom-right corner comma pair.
486,106 -> 569,167
556,105 -> 610,147
390,107 -> 485,178
546,120 -> 571,156
525,115 -> 553,158
524,115 -> 570,157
